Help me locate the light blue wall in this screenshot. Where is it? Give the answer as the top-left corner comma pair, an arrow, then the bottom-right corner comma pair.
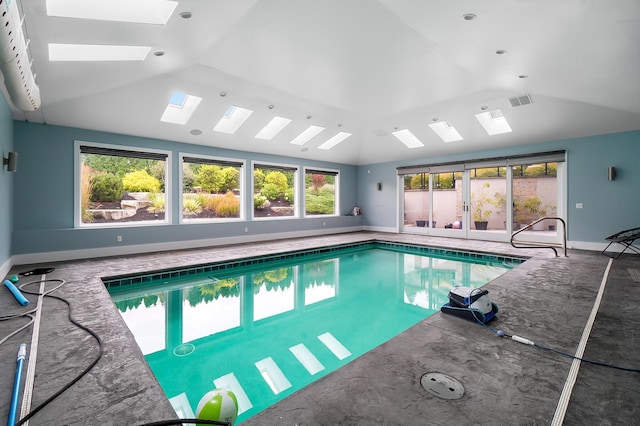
12,122 -> 360,255
0,93 -> 13,267
357,131 -> 640,243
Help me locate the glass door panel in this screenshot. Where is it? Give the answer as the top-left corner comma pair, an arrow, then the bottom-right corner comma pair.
402,173 -> 430,232
430,171 -> 464,236
468,167 -> 507,239
512,162 -> 559,241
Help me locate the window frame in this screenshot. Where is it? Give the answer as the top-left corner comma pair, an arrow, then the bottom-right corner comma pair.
74,140 -> 172,228
303,166 -> 340,217
251,160 -> 299,220
179,153 -> 246,223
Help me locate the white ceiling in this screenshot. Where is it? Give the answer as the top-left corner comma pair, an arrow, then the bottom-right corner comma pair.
9,0 -> 640,165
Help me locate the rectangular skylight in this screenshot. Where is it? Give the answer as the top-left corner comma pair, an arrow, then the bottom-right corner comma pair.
290,125 -> 325,145
160,92 -> 202,125
429,121 -> 464,142
48,44 -> 151,61
213,106 -> 253,134
475,109 -> 512,135
317,132 -> 352,150
46,0 -> 178,25
392,129 -> 424,148
255,116 -> 292,140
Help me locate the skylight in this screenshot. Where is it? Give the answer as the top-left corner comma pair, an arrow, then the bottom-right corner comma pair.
290,125 -> 325,146
317,132 -> 352,150
255,117 -> 292,140
213,106 -> 253,134
46,0 -> 178,25
392,129 -> 424,149
160,92 -> 202,125
48,44 -> 151,61
429,121 -> 464,142
475,109 -> 512,135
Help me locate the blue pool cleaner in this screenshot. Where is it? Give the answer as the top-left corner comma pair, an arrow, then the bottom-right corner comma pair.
8,343 -> 27,426
440,286 -> 498,323
3,279 -> 30,306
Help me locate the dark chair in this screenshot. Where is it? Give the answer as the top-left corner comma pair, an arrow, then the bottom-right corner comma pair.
601,227 -> 640,258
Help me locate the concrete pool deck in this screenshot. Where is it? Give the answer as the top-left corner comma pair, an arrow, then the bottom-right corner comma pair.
1,231 -> 638,425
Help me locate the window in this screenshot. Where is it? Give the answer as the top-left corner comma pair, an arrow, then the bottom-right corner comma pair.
181,154 -> 244,222
304,168 -> 338,216
77,142 -> 170,226
253,163 -> 298,219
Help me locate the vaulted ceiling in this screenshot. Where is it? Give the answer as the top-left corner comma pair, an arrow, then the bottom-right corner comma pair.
8,0 -> 640,165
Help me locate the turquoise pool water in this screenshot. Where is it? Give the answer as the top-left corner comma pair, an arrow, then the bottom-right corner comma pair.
106,242 -> 523,424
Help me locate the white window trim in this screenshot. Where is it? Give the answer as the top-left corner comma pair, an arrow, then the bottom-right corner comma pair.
178,152 -> 246,224
74,140 -> 172,228
302,166 -> 340,218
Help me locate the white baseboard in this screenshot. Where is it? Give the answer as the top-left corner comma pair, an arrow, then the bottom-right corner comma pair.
363,225 -> 398,233
0,256 -> 13,279
11,226 -> 364,265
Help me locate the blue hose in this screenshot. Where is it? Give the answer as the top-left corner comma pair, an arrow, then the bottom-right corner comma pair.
8,343 -> 27,426
3,280 -> 29,306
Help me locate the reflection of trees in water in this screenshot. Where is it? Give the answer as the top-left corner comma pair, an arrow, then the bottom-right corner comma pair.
303,260 -> 335,289
115,292 -> 166,312
185,278 -> 240,307
253,267 -> 293,293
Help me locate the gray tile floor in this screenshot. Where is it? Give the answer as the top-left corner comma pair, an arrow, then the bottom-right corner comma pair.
1,232 -> 638,425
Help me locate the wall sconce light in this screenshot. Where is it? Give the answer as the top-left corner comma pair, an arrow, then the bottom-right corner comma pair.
3,152 -> 18,172
377,182 -> 382,191
608,166 -> 616,181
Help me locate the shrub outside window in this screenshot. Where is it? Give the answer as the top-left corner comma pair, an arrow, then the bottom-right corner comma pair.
181,154 -> 244,222
253,163 -> 298,219
78,143 -> 169,226
304,168 -> 338,216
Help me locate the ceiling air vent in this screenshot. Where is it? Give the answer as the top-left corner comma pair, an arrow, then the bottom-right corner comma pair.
509,94 -> 533,107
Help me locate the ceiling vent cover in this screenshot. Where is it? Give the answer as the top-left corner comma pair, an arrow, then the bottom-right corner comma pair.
509,94 -> 533,107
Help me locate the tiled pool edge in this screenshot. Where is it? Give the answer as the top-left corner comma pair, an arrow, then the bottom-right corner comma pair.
103,239 -> 527,290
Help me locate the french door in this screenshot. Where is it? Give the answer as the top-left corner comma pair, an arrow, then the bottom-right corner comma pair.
399,152 -> 565,244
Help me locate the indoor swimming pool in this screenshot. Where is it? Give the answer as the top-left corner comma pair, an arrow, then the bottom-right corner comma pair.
105,242 -> 524,424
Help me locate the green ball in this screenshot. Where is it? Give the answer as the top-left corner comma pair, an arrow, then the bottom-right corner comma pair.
196,389 -> 238,426
10,275 -> 19,283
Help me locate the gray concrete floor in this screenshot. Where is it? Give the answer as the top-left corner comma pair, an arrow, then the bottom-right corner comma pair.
1,232 -> 638,425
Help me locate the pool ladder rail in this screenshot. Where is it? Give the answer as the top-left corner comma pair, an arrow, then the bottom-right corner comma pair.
510,217 -> 567,257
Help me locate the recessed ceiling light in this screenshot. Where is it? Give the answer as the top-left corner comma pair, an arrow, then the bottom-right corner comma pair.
213,105 -> 253,134
496,49 -> 507,55
475,109 -> 512,135
48,43 -> 151,61
160,91 -> 202,125
153,51 -> 165,57
432,117 -> 438,122
463,13 -> 477,21
481,105 -> 488,110
46,0 -> 178,25
392,129 -> 424,148
290,125 -> 325,145
518,74 -> 529,79
306,115 -> 312,119
179,11 -> 192,19
219,92 -> 227,97
318,132 -> 352,150
429,121 -> 464,143
255,116 -> 292,140
190,129 -> 202,135
267,104 -> 274,110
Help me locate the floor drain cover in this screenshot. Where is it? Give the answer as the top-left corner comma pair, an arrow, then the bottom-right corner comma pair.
420,372 -> 465,400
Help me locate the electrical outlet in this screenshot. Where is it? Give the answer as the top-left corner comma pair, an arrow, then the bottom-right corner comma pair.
244,227 -> 248,233
117,235 -> 123,242
576,203 -> 583,209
